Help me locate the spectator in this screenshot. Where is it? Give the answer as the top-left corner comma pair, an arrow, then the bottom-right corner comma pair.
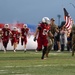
21,24 -> 30,52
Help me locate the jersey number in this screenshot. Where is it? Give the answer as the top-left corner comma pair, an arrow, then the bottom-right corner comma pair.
42,29 -> 47,35
5,31 -> 8,36
24,32 -> 26,35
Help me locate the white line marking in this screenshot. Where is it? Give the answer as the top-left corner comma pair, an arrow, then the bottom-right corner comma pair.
4,64 -> 75,68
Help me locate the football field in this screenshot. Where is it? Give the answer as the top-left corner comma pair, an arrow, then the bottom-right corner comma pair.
0,50 -> 75,75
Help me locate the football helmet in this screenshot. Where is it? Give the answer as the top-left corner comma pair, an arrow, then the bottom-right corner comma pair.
23,24 -> 27,28
42,17 -> 50,24
13,27 -> 17,31
5,24 -> 9,28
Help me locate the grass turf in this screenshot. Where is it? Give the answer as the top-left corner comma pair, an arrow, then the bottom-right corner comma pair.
0,50 -> 75,75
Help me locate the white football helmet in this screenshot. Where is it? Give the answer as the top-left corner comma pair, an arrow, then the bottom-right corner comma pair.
23,24 -> 27,28
5,24 -> 9,28
42,17 -> 50,24
13,27 -> 17,31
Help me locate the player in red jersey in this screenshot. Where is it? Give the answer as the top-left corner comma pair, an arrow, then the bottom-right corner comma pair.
2,24 -> 11,53
11,27 -> 20,52
17,29 -> 21,45
21,24 -> 30,52
34,17 -> 52,59
0,29 -> 2,42
0,29 -> 2,50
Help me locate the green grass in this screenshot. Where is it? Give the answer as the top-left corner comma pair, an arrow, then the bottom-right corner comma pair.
0,50 -> 75,75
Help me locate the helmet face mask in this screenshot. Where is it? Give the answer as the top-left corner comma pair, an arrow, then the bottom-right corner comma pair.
24,25 -> 26,28
42,22 -> 47,25
13,27 -> 17,31
23,24 -> 27,28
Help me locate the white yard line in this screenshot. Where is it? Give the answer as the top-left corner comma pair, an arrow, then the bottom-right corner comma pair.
0,70 -> 5,72
4,64 -> 75,68
0,64 -> 75,74
15,74 -> 31,75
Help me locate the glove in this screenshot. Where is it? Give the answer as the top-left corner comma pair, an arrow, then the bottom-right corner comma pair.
33,37 -> 36,41
51,36 -> 54,39
52,36 -> 54,38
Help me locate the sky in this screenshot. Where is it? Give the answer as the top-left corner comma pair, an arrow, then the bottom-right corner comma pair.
0,0 -> 75,26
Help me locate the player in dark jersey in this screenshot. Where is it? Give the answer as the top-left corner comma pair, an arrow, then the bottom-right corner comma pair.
21,24 -> 29,52
2,24 -> 11,53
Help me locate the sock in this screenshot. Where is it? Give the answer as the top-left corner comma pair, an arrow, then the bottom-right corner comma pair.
4,48 -> 6,51
24,48 -> 26,51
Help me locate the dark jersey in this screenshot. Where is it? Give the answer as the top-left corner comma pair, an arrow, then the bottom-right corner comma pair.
11,30 -> 19,38
21,28 -> 29,38
38,23 -> 49,39
2,28 -> 10,38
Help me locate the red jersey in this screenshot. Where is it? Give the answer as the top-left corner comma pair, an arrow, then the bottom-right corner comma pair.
11,30 -> 20,45
36,23 -> 50,50
38,23 -> 49,39
21,28 -> 29,38
0,30 -> 2,38
2,28 -> 10,38
47,24 -> 51,31
11,30 -> 19,39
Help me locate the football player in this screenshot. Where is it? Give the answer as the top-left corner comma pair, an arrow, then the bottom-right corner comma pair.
11,27 -> 20,52
34,17 -> 51,59
2,24 -> 11,53
0,29 -> 2,42
0,29 -> 2,50
21,24 -> 30,52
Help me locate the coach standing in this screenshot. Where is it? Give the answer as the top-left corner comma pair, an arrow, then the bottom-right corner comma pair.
46,18 -> 60,57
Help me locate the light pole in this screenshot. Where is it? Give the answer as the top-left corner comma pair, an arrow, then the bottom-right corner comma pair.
57,14 -> 61,26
